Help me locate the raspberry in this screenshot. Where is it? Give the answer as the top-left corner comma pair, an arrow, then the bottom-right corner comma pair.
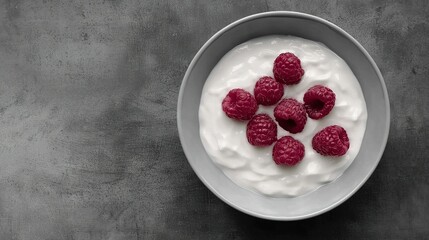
273,98 -> 307,134
222,88 -> 258,121
273,52 -> 305,85
312,125 -> 350,156
304,85 -> 336,119
246,114 -> 277,146
254,76 -> 284,106
272,136 -> 305,166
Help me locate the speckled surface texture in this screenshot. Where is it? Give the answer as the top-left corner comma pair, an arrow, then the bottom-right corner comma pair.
0,0 -> 428,239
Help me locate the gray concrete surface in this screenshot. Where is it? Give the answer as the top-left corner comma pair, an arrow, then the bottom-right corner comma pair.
0,0 -> 428,239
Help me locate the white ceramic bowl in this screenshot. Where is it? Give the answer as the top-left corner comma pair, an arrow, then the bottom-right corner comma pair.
177,11 -> 390,220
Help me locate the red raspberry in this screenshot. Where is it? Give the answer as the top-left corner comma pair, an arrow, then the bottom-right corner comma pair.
273,98 -> 307,134
222,89 -> 258,121
272,136 -> 305,166
254,76 -> 284,106
312,125 -> 350,156
273,52 -> 305,85
246,114 -> 277,146
304,85 -> 336,119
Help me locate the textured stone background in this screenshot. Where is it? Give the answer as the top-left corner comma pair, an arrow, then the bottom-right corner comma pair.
0,0 -> 428,239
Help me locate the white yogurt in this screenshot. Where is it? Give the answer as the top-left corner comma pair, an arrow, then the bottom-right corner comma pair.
199,35 -> 367,197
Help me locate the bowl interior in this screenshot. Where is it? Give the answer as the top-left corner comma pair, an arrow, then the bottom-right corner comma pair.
178,12 -> 389,220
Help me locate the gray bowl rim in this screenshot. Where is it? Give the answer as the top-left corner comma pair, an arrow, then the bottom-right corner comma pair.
177,11 -> 390,220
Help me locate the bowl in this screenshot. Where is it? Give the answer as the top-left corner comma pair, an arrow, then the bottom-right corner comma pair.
177,11 -> 390,220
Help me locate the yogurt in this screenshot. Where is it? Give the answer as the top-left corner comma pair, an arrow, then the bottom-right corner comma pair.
199,35 -> 367,197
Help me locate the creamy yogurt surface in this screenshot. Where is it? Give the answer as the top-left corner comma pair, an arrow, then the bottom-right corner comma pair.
199,35 -> 367,197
